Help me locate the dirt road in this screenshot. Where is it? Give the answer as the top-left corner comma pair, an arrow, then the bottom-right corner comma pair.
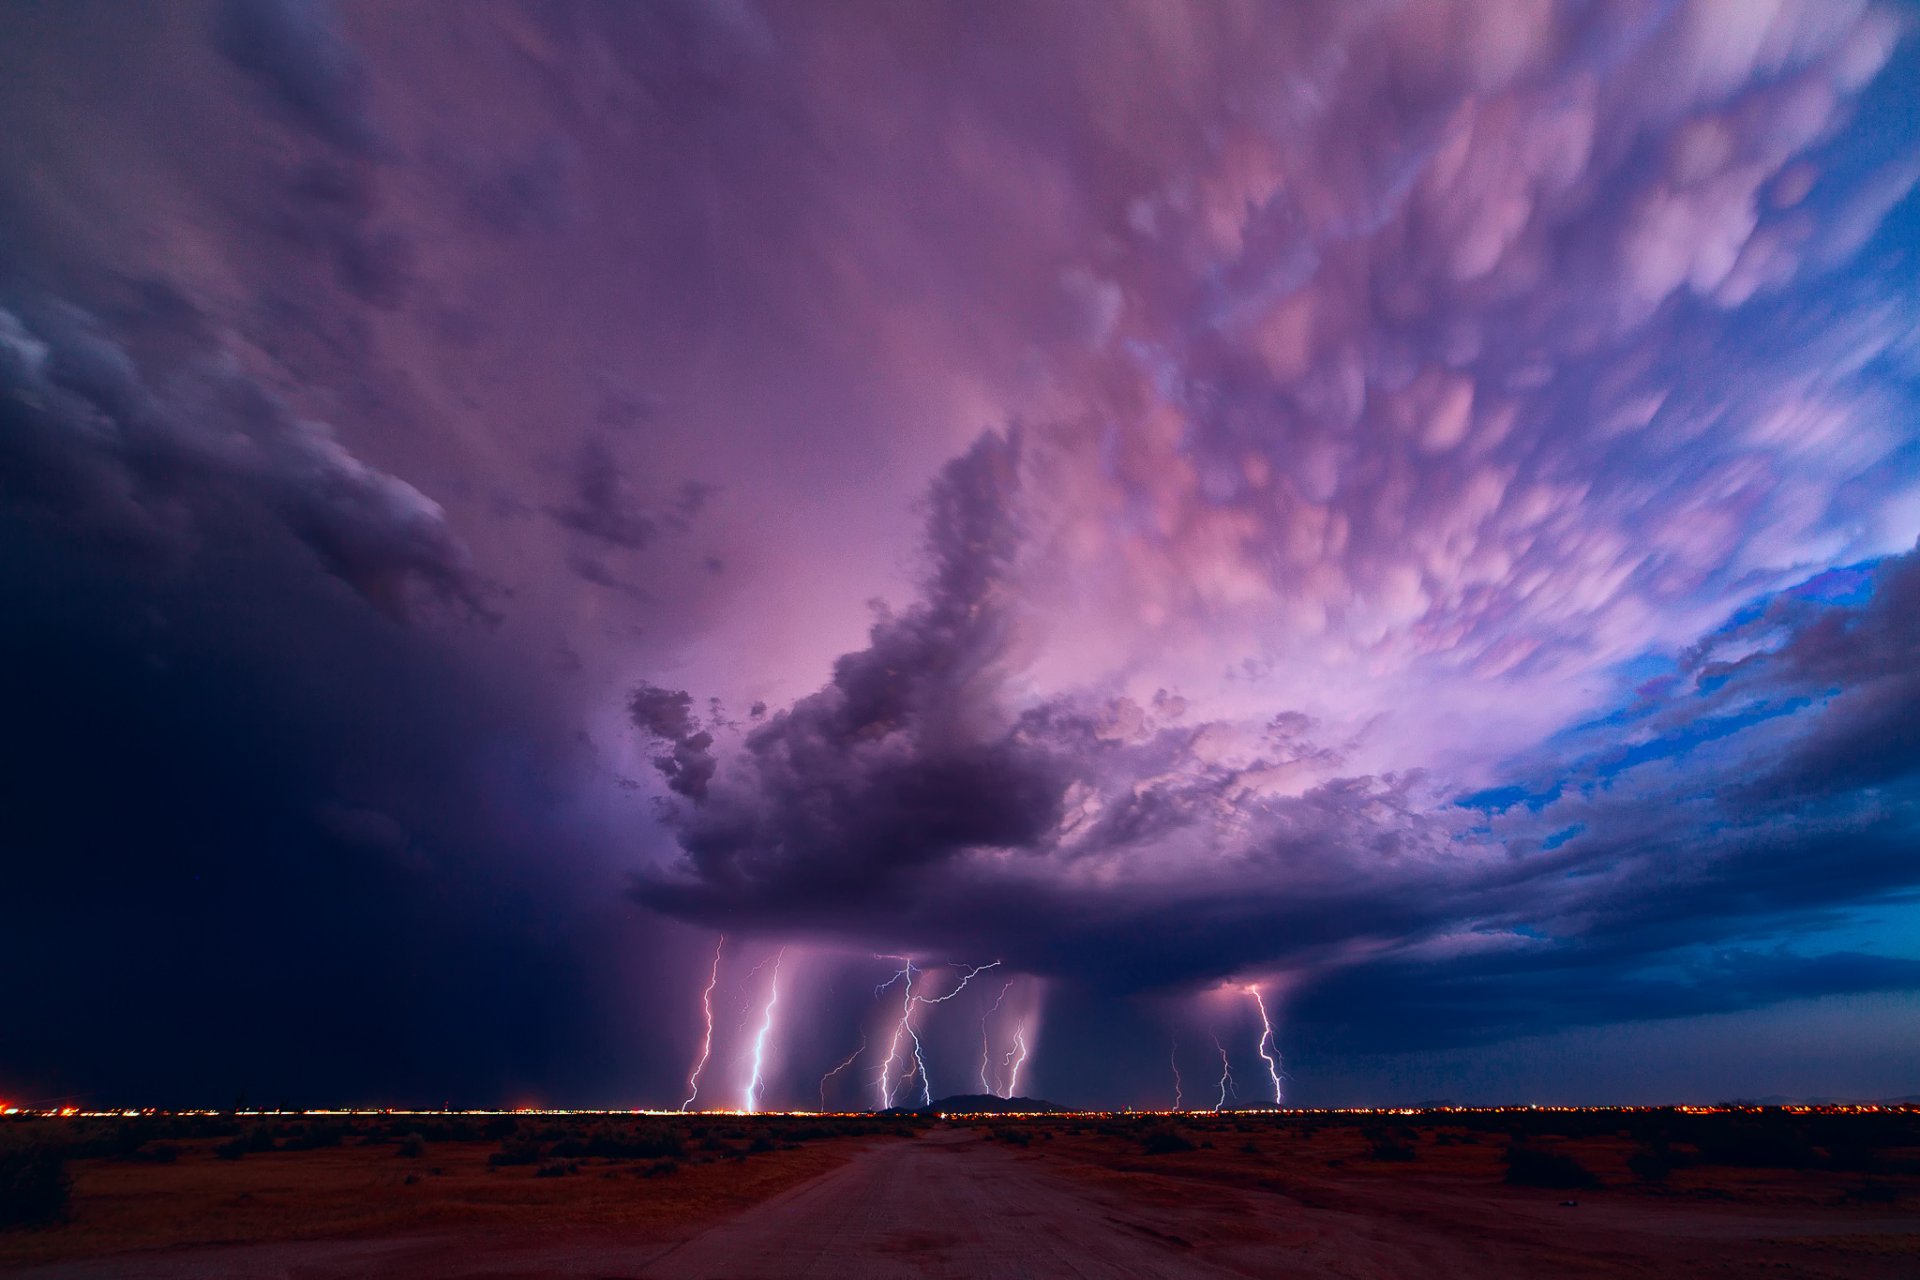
640,1126 -> 1236,1279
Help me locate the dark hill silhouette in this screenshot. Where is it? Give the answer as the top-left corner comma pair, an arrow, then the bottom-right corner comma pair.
884,1094 -> 1064,1114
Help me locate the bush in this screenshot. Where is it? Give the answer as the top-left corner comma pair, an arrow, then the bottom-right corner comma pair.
396,1133 -> 427,1159
482,1116 -> 519,1141
1368,1138 -> 1416,1162
1504,1146 -> 1600,1190
0,1147 -> 72,1229
214,1137 -> 249,1161
534,1160 -> 577,1178
1139,1130 -> 1197,1155
645,1159 -> 679,1178
747,1134 -> 776,1154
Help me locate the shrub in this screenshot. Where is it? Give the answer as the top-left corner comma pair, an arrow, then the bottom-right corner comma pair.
0,1147 -> 71,1229
534,1160 -> 577,1178
1139,1130 -> 1197,1155
482,1116 -> 519,1141
645,1159 -> 679,1178
1504,1146 -> 1600,1190
214,1138 -> 249,1161
396,1134 -> 427,1159
747,1134 -> 776,1154
1368,1138 -> 1416,1162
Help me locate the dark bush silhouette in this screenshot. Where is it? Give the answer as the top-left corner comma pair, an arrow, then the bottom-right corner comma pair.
396,1133 -> 427,1159
1504,1145 -> 1600,1189
1368,1138 -> 1417,1162
1139,1129 -> 1197,1155
0,1147 -> 72,1228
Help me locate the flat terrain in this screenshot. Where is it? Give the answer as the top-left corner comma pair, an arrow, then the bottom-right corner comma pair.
3,1111 -> 1917,1277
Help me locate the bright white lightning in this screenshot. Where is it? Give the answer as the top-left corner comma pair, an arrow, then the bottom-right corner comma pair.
1002,1028 -> 1029,1099
819,1037 -> 865,1113
1247,986 -> 1284,1105
980,980 -> 1013,1094
680,936 -> 724,1112
874,958 -> 917,1109
1170,1036 -> 1183,1111
1211,1032 -> 1235,1112
916,960 -> 1001,1004
743,948 -> 785,1114
874,957 -> 1001,1108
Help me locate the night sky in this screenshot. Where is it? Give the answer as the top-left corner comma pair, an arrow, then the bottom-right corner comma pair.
3,0 -> 1918,1113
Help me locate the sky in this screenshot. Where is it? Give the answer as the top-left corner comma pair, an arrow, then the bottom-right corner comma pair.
1,0 -> 1917,1112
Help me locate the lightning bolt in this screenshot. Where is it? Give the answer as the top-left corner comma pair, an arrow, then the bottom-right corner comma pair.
1170,1036 -> 1184,1111
743,948 -> 785,1114
1211,1032 -> 1236,1112
916,960 -> 1001,1004
874,958 -> 916,1109
1002,1027 -> 1029,1099
872,957 -> 1002,1107
819,1037 -> 865,1113
980,979 -> 1013,1094
680,936 -> 723,1112
1247,985 -> 1283,1105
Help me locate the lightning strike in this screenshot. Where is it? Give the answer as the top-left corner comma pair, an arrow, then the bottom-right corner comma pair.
742,948 -> 785,1114
1212,1032 -> 1236,1112
1247,985 -> 1284,1105
980,979 -> 1013,1094
680,936 -> 724,1112
1170,1036 -> 1183,1111
1001,1027 -> 1029,1099
873,958 -> 917,1109
819,1037 -> 865,1113
915,960 -> 1001,1004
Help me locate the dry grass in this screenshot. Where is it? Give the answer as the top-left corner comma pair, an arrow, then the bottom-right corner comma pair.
0,1122 -> 901,1268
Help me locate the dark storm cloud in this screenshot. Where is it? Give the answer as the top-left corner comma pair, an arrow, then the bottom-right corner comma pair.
635,431 -> 1067,908
634,442 -> 1920,1044
629,683 -> 717,800
0,273 -> 652,1104
548,437 -> 710,556
0,299 -> 490,621
213,0 -> 375,153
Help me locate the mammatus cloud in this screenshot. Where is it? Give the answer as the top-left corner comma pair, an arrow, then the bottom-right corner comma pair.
631,0 -> 1920,1046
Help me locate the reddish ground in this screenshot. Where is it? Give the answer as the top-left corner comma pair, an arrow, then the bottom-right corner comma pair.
3,1114 -> 1916,1277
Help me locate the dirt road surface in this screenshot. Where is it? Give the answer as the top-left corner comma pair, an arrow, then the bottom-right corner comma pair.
640,1126 -> 1232,1278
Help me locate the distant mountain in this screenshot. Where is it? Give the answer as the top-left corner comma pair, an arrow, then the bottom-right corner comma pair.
907,1094 -> 1066,1114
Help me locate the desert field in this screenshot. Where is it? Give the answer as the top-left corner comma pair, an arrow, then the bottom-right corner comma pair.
3,1108 -> 1916,1277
